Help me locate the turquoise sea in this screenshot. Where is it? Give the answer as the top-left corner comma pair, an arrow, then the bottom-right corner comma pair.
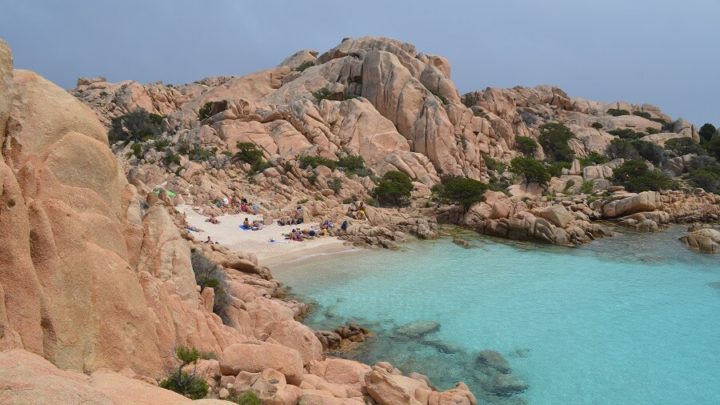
274,226 -> 720,405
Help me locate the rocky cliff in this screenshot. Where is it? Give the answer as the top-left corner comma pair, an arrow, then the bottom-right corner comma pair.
1,38 -> 481,404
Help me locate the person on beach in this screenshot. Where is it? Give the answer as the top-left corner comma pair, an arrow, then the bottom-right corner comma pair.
252,203 -> 260,215
295,206 -> 304,224
207,215 -> 220,224
242,218 -> 250,229
205,236 -> 213,244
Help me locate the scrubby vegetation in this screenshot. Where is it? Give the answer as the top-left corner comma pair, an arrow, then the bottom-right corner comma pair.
538,123 -> 575,162
579,151 -> 608,166
607,108 -> 630,117
312,87 -> 342,101
606,139 -> 666,165
373,170 -> 413,206
296,61 -> 315,72
432,176 -> 488,212
482,154 -> 506,173
227,391 -> 262,405
611,160 -> 673,192
632,111 -> 652,120
665,138 -> 704,156
159,346 -> 209,400
515,136 -> 538,156
510,156 -> 550,186
591,122 -> 604,129
108,109 -> 164,145
198,102 -> 214,120
190,250 -> 232,324
607,128 -> 646,140
327,177 -> 343,194
461,93 -> 478,108
687,156 -> 720,193
299,155 -> 337,169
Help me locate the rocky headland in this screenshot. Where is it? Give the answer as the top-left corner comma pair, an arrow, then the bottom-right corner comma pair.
1,34 -> 719,404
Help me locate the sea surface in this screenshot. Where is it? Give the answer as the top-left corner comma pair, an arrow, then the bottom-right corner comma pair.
274,226 -> 720,405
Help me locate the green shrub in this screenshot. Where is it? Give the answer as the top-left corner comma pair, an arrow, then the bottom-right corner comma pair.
591,122 -> 603,129
374,170 -> 414,206
607,138 -> 640,160
563,179 -> 575,193
580,180 -> 594,194
646,127 -> 660,135
607,108 -> 630,117
337,155 -> 370,176
188,145 -> 216,162
461,93 -> 478,107
579,151 -> 608,166
633,111 -> 652,119
688,169 -> 720,193
131,143 -> 144,159
547,161 -> 571,177
153,138 -> 172,151
198,102 -> 214,120
510,156 -> 550,186
296,61 -> 315,72
611,160 -> 673,192
607,128 -> 645,140
705,136 -> 720,160
632,140 -> 666,165
429,89 -> 448,105
312,87 -> 342,101
299,155 -> 337,170
109,109 -> 164,145
307,173 -> 318,185
482,154 -> 506,173
327,177 -> 343,194
191,250 -> 231,324
515,136 -> 538,156
233,142 -> 264,167
159,346 -> 208,400
431,176 -> 488,212
228,391 -> 262,405
665,138 -> 704,156
699,123 -> 716,143
538,123 -> 575,162
163,151 -> 181,166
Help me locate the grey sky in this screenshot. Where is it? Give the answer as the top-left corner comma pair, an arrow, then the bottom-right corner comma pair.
1,0 -> 717,125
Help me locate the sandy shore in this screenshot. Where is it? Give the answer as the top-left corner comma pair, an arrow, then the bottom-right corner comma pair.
179,205 -> 357,267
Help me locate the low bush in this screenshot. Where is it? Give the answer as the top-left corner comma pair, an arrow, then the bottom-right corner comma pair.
606,138 -> 641,160
633,111 -> 652,119
327,177 -> 343,194
461,93 -> 478,107
547,161 -> 571,177
197,102 -> 214,120
374,170 -> 413,206
538,123 -> 575,162
109,109 -> 164,145
299,155 -> 337,170
611,160 -> 673,192
579,151 -> 608,167
483,154 -> 506,173
228,391 -> 262,405
607,128 -> 645,140
190,250 -> 231,324
163,151 -> 181,166
337,154 -> 371,176
510,156 -> 550,186
632,140 -> 666,165
665,138 -> 704,156
515,136 -> 538,156
159,346 -> 208,400
295,61 -> 315,72
591,122 -> 604,129
580,180 -> 594,194
312,87 -> 342,101
431,176 -> 488,212
607,108 -> 630,117
704,135 -> 720,160
233,142 -> 264,167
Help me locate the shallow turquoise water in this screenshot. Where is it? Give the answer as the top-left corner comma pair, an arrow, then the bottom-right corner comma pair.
274,226 -> 720,405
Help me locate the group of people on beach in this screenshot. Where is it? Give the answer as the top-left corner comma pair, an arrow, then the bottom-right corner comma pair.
241,217 -> 265,231
214,196 -> 261,215
277,205 -> 305,226
346,201 -> 367,220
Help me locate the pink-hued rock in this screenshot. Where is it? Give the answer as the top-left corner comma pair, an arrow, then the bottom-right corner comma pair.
219,342 -> 304,384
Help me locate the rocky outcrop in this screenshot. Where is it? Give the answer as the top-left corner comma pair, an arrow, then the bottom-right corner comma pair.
601,191 -> 662,218
680,227 -> 720,253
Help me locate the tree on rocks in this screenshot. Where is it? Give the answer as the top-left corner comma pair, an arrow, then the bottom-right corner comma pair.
510,156 -> 550,187
432,176 -> 488,212
373,171 -> 414,206
699,123 -> 717,143
514,136 -> 538,156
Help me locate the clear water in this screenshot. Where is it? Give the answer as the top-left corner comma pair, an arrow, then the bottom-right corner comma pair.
274,226 -> 720,405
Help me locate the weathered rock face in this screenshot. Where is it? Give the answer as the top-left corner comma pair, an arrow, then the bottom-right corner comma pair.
602,191 -> 661,218
0,42 -> 245,377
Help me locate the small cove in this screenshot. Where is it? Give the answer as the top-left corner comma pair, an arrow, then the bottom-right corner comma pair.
274,226 -> 720,404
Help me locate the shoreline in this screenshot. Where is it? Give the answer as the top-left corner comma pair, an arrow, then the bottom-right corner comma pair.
179,204 -> 355,266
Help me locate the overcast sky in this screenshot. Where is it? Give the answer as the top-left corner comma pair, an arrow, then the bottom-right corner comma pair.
1,0 -> 717,125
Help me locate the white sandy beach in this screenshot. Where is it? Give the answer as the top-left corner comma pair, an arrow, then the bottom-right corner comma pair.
179,205 -> 356,267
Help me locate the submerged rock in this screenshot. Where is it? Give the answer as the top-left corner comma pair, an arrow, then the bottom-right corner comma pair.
481,373 -> 529,397
476,350 -> 511,374
393,321 -> 441,338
